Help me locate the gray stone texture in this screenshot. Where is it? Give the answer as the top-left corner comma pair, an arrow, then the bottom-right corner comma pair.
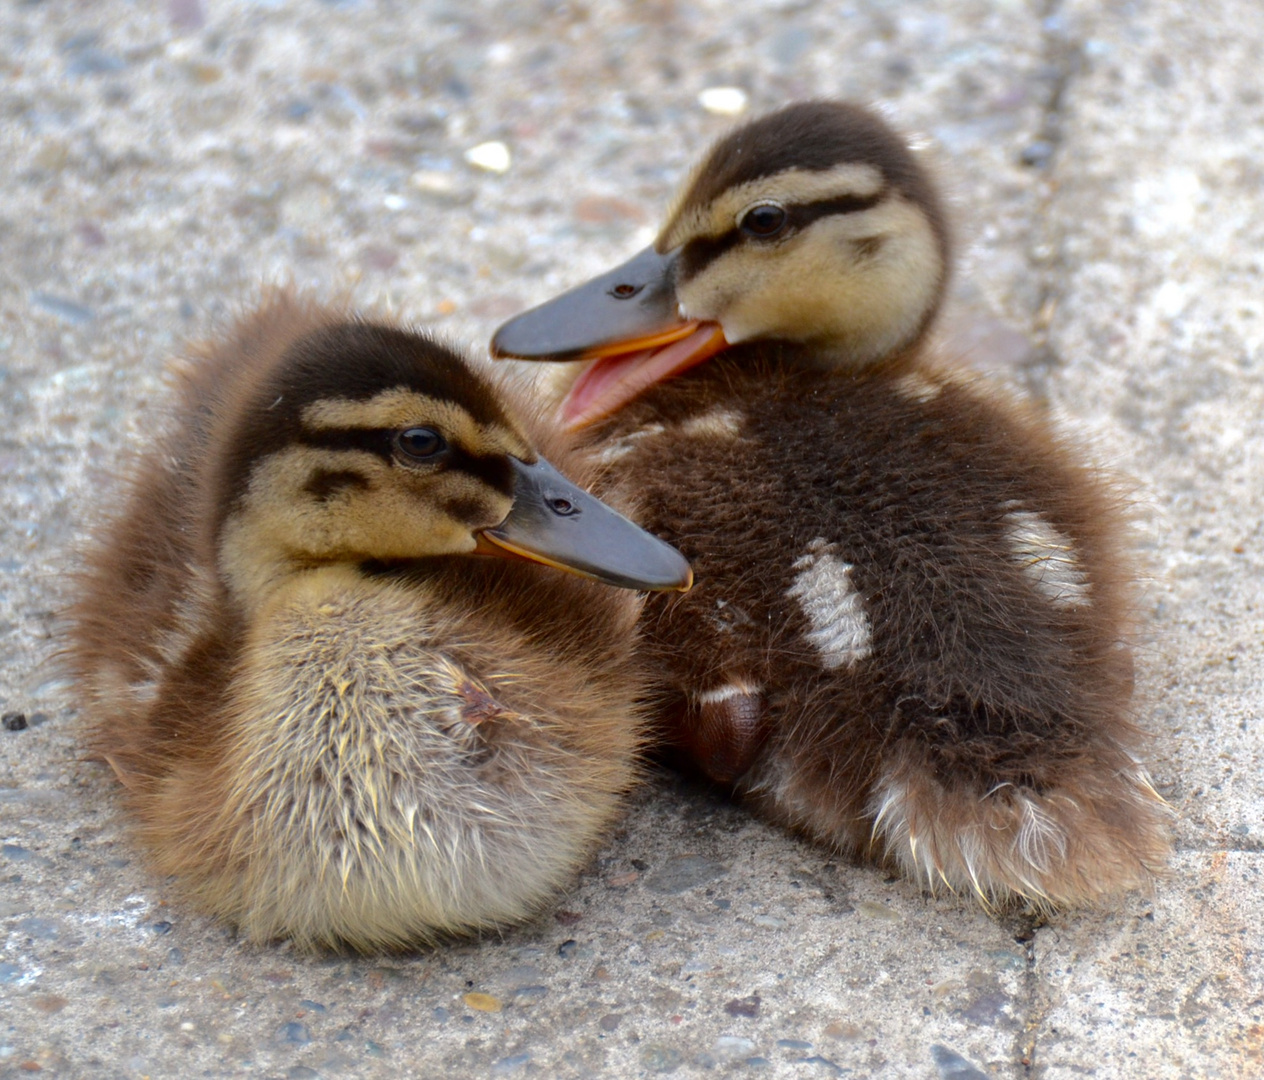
1,0 -> 1261,1076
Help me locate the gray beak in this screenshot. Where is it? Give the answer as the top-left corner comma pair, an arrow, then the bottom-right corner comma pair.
490,246 -> 683,361
480,456 -> 692,592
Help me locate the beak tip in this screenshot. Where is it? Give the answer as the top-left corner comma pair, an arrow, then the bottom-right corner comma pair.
649,556 -> 693,594
488,326 -> 521,361
672,565 -> 694,593
484,456 -> 693,594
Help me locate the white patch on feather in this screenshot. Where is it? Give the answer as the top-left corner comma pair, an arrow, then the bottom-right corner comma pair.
679,408 -> 744,438
893,370 -> 941,403
786,539 -> 872,668
1015,795 -> 1067,874
1002,510 -> 1091,607
694,680 -> 762,706
594,423 -> 665,464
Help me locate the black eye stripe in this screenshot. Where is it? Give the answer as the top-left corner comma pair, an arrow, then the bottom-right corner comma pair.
300,428 -> 394,460
445,496 -> 494,526
297,429 -> 513,495
456,451 -> 514,496
304,469 -> 371,500
677,189 -> 888,283
791,190 -> 886,224
678,231 -> 742,282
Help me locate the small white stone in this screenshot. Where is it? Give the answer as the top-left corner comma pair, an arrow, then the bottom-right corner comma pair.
166,38 -> 198,62
464,141 -> 512,174
382,194 -> 406,211
698,86 -> 748,116
1153,280 -> 1190,319
411,170 -> 456,194
714,1035 -> 757,1061
632,224 -> 657,249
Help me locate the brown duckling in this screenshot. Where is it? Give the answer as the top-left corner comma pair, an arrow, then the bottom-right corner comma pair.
491,101 -> 1169,908
68,293 -> 690,951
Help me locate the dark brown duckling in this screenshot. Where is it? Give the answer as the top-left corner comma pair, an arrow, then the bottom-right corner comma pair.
67,292 -> 690,951
491,101 -> 1169,908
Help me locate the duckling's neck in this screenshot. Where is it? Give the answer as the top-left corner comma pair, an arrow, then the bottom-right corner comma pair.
714,338 -> 924,379
216,512 -> 329,618
776,337 -> 917,372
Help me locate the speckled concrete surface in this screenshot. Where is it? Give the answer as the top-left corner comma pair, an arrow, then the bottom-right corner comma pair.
1,1 -> 1261,1077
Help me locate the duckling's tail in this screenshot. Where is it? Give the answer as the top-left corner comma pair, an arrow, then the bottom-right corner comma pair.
866,747 -> 1172,910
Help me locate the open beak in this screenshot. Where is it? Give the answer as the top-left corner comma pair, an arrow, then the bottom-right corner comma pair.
490,245 -> 728,429
475,456 -> 692,592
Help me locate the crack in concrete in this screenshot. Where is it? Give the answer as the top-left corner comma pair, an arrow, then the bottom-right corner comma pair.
1006,13 -> 1088,1069
1006,911 -> 1046,1078
1018,0 -> 1086,403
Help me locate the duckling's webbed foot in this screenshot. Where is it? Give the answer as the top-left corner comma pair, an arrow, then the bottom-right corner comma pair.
673,681 -> 767,784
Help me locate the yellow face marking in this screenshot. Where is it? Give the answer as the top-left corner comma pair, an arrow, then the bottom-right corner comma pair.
301,389 -> 532,460
658,163 -> 885,250
674,195 -> 943,367
217,440 -> 512,612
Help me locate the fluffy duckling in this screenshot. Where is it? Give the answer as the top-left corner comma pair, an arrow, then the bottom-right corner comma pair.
492,101 -> 1169,908
68,293 -> 690,951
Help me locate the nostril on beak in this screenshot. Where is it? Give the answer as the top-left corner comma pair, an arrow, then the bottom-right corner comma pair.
548,495 -> 577,516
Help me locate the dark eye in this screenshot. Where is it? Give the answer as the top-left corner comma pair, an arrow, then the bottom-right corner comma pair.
548,494 -> 577,516
739,202 -> 788,238
396,427 -> 447,460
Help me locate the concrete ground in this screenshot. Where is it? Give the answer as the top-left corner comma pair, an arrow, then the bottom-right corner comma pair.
2,0 -> 1261,1076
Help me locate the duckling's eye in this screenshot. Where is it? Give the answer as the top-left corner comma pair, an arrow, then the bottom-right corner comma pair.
739,202 -> 788,239
395,427 -> 447,461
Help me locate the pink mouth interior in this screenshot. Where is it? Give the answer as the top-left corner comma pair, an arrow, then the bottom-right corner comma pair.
561,325 -> 726,429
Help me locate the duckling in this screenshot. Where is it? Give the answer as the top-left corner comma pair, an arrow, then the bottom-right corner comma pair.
67,292 -> 691,951
491,101 -> 1170,908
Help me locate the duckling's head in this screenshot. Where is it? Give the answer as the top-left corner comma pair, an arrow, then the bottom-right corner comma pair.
207,319 -> 691,605
659,101 -> 949,359
491,101 -> 950,427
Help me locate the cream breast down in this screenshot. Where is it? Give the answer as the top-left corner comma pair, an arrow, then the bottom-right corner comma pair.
68,293 -> 690,951
492,101 -> 1169,910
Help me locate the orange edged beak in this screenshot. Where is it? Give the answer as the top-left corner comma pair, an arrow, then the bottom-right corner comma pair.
474,456 -> 692,592
490,245 -> 728,430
